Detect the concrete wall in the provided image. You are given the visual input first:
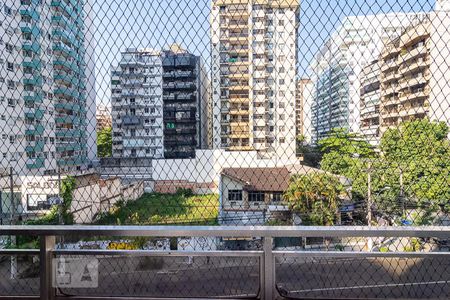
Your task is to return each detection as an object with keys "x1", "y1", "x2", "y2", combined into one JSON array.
[{"x1": 71, "y1": 178, "x2": 144, "y2": 224}]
